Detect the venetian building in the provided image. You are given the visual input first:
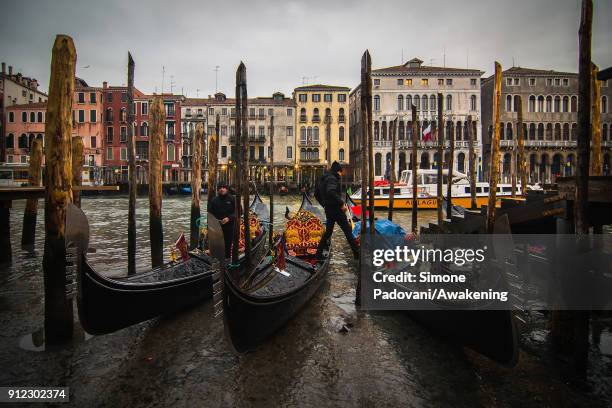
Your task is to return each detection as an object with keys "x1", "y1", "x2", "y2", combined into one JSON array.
[
  {"x1": 72, "y1": 78, "x2": 104, "y2": 185},
  {"x1": 481, "y1": 67, "x2": 611, "y2": 184},
  {"x1": 350, "y1": 58, "x2": 484, "y2": 183},
  {"x1": 186, "y1": 92, "x2": 296, "y2": 185},
  {"x1": 293, "y1": 85, "x2": 350, "y2": 186},
  {"x1": 181, "y1": 100, "x2": 207, "y2": 183}
]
